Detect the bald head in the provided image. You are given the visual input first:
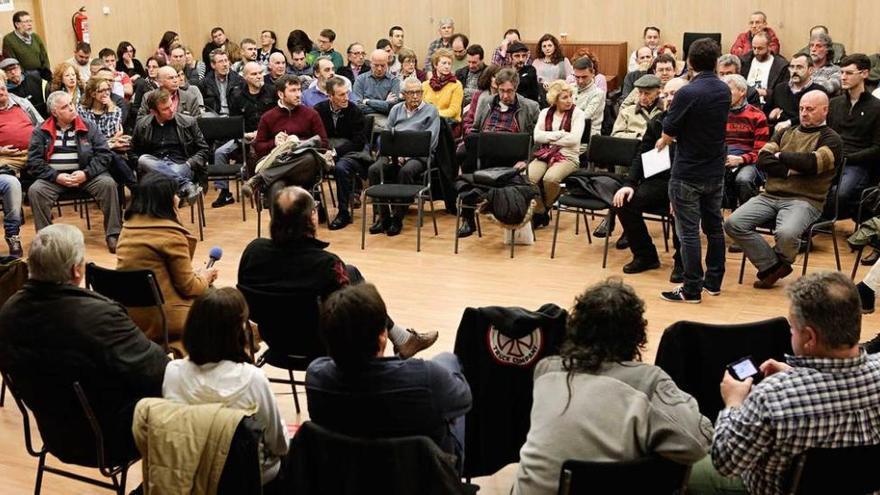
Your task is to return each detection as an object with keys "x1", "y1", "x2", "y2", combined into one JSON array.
[
  {"x1": 661, "y1": 77, "x2": 688, "y2": 106},
  {"x1": 270, "y1": 186, "x2": 317, "y2": 244},
  {"x1": 157, "y1": 66, "x2": 179, "y2": 91},
  {"x1": 370, "y1": 49, "x2": 388, "y2": 78},
  {"x1": 243, "y1": 61, "x2": 264, "y2": 90},
  {"x1": 799, "y1": 90, "x2": 829, "y2": 128}
]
